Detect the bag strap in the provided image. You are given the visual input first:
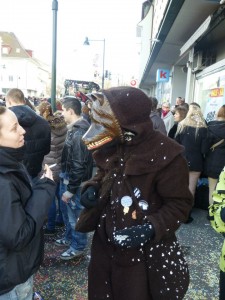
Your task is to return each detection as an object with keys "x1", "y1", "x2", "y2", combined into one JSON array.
[{"x1": 210, "y1": 139, "x2": 225, "y2": 151}]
